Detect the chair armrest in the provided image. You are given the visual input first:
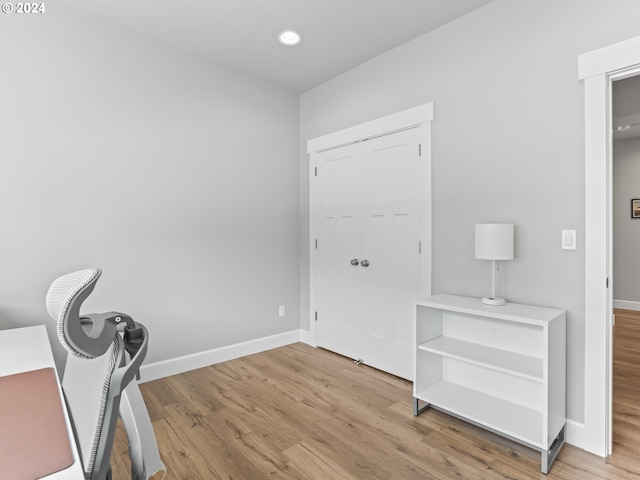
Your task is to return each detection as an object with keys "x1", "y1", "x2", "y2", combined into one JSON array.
[{"x1": 108, "y1": 322, "x2": 149, "y2": 398}]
